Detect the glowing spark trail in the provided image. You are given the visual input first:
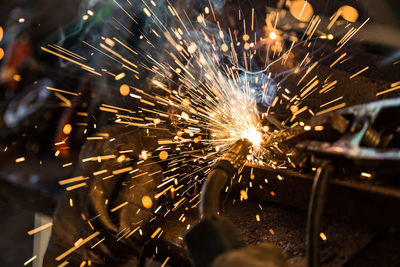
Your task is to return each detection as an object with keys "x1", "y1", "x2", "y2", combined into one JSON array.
[{"x1": 35, "y1": 0, "x2": 396, "y2": 263}]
